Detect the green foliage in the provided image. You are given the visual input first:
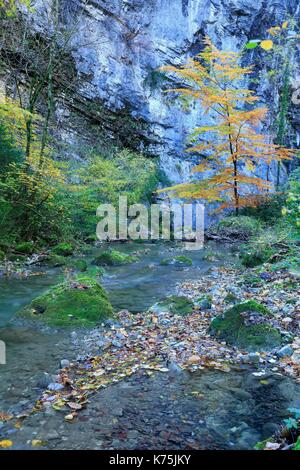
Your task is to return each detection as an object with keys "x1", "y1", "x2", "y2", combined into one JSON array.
[
  {"x1": 214, "y1": 216, "x2": 262, "y2": 240},
  {"x1": 0, "y1": 97, "x2": 72, "y2": 249},
  {"x1": 52, "y1": 242, "x2": 74, "y2": 257},
  {"x1": 293, "y1": 437, "x2": 300, "y2": 450},
  {"x1": 241, "y1": 194, "x2": 285, "y2": 224},
  {"x1": 67, "y1": 149, "x2": 160, "y2": 240},
  {"x1": 241, "y1": 246, "x2": 274, "y2": 268},
  {"x1": 282, "y1": 168, "x2": 300, "y2": 235},
  {"x1": 14, "y1": 241, "x2": 35, "y2": 254}
]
